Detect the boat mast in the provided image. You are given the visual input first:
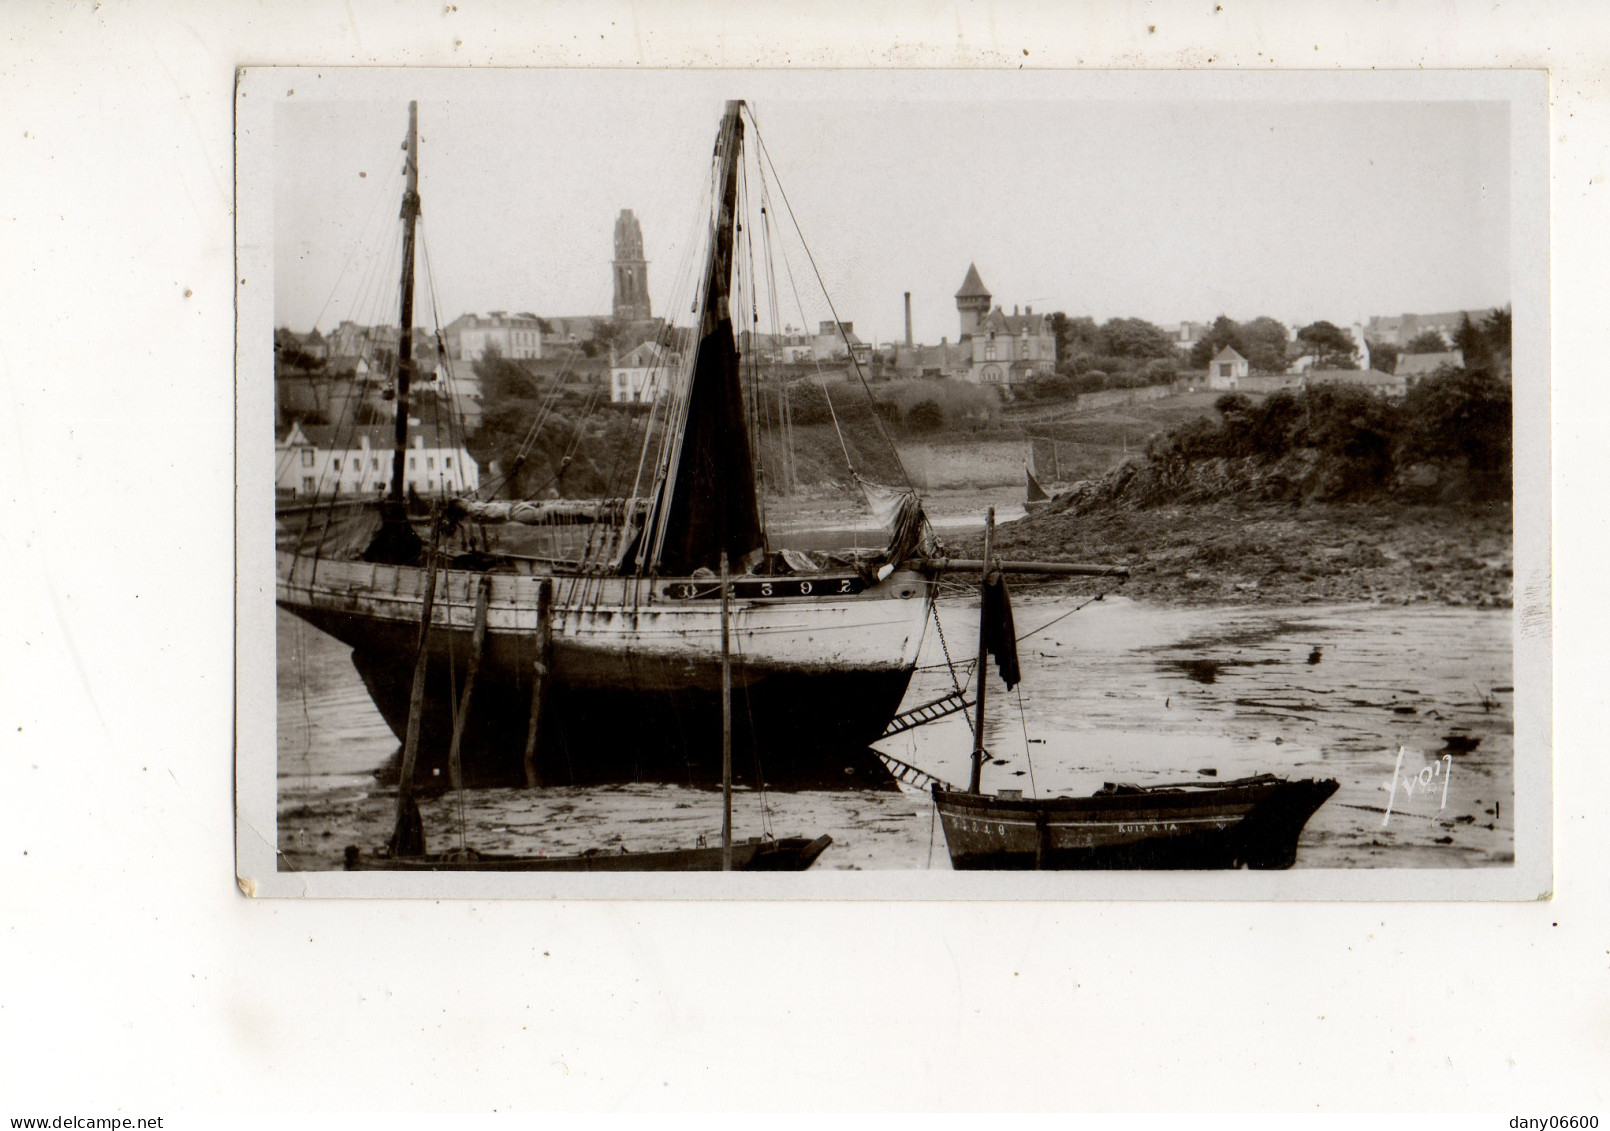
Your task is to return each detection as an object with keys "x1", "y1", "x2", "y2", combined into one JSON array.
[
  {"x1": 389, "y1": 101, "x2": 422, "y2": 505},
  {"x1": 969, "y1": 508, "x2": 995, "y2": 794}
]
